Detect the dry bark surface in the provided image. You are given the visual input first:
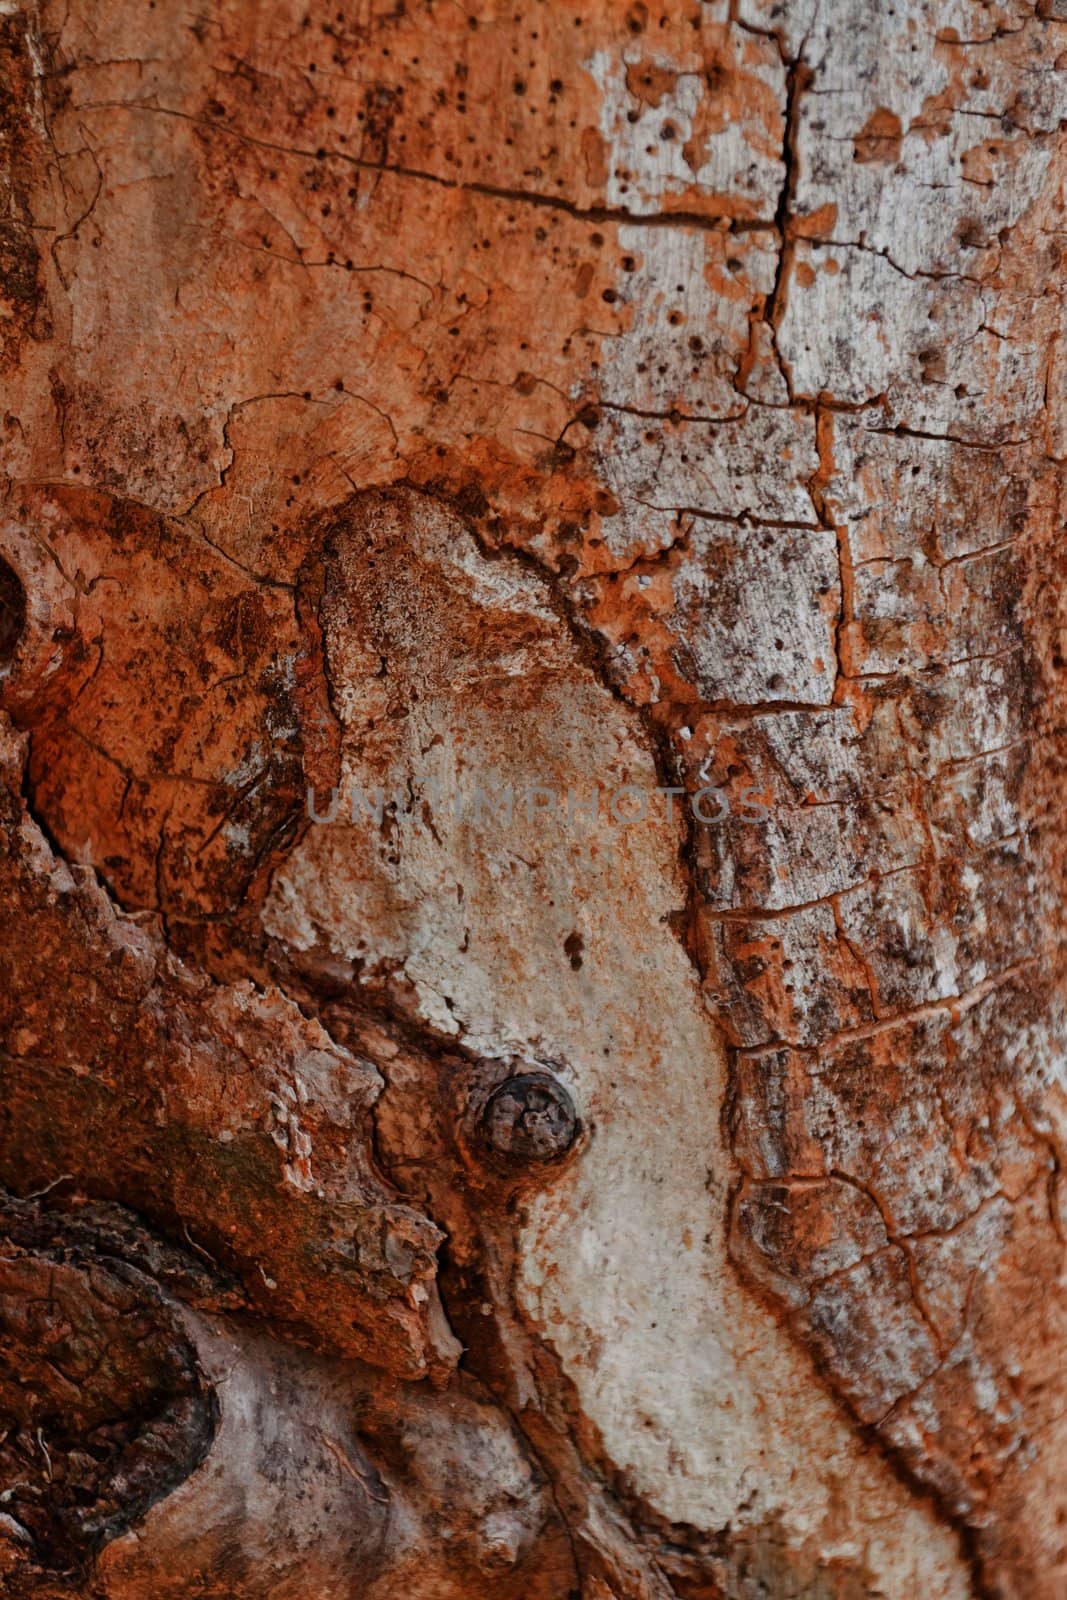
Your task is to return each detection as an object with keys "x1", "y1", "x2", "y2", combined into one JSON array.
[{"x1": 1, "y1": 1, "x2": 1067, "y2": 1597}]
